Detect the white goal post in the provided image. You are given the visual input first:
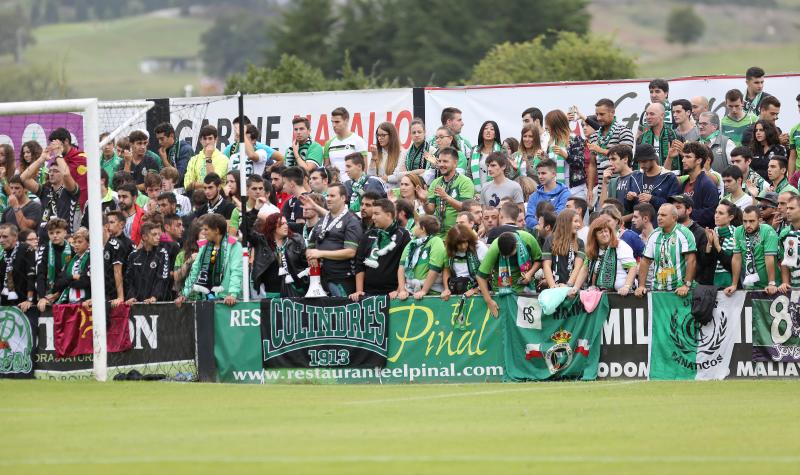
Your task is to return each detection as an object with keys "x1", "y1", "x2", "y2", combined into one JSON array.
[{"x1": 0, "y1": 98, "x2": 153, "y2": 382}]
